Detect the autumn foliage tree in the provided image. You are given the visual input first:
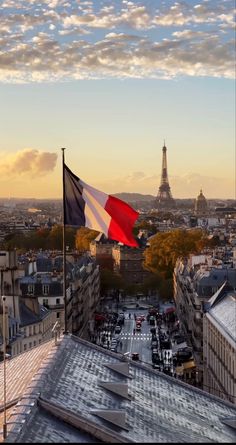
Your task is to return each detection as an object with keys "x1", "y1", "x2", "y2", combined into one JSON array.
[
  {"x1": 2, "y1": 225, "x2": 76, "y2": 251},
  {"x1": 144, "y1": 229, "x2": 210, "y2": 279},
  {"x1": 75, "y1": 227, "x2": 99, "y2": 252}
]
